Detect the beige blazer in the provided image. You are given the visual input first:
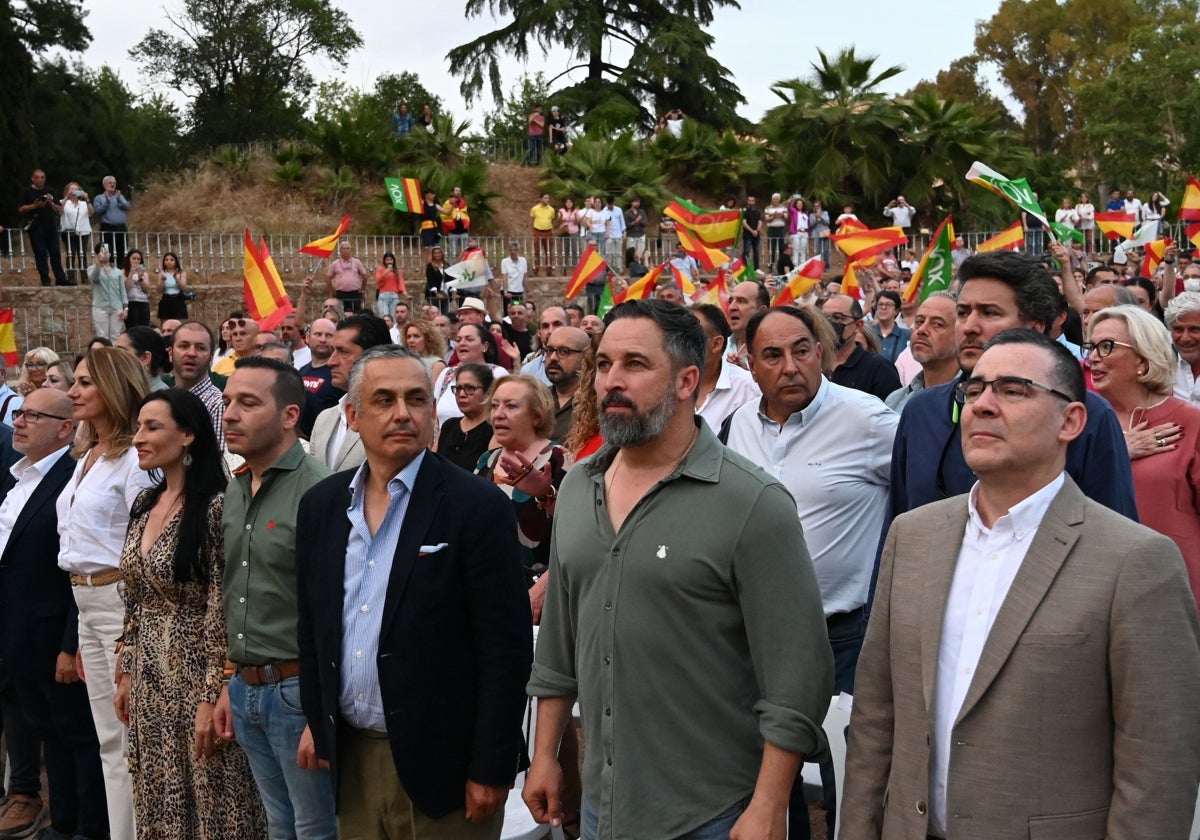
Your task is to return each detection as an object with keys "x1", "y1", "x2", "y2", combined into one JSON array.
[
  {"x1": 842, "y1": 477, "x2": 1200, "y2": 839},
  {"x1": 309, "y1": 403, "x2": 365, "y2": 472}
]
